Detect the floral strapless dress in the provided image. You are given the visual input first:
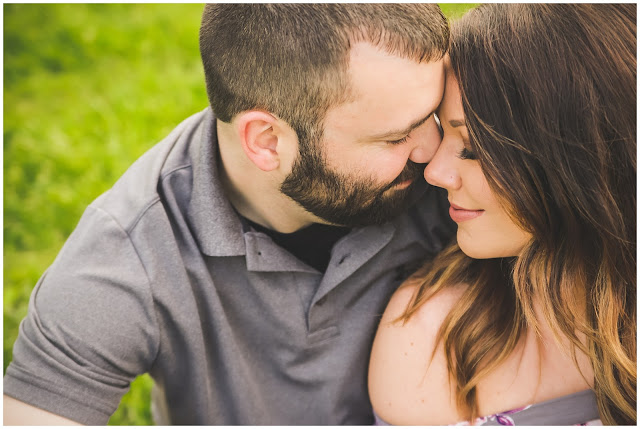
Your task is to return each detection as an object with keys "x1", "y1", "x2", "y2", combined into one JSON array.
[{"x1": 374, "y1": 389, "x2": 602, "y2": 426}]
